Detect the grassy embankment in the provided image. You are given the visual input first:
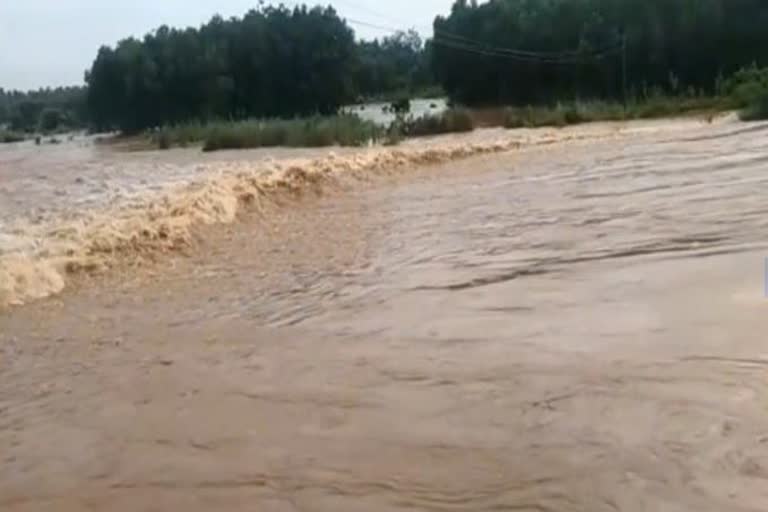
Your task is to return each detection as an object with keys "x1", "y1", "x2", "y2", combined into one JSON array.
[
  {"x1": 154, "y1": 115, "x2": 384, "y2": 152},
  {"x1": 149, "y1": 97, "x2": 728, "y2": 151},
  {"x1": 497, "y1": 96, "x2": 728, "y2": 129},
  {"x1": 150, "y1": 108, "x2": 476, "y2": 151},
  {"x1": 133, "y1": 66, "x2": 768, "y2": 151}
]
